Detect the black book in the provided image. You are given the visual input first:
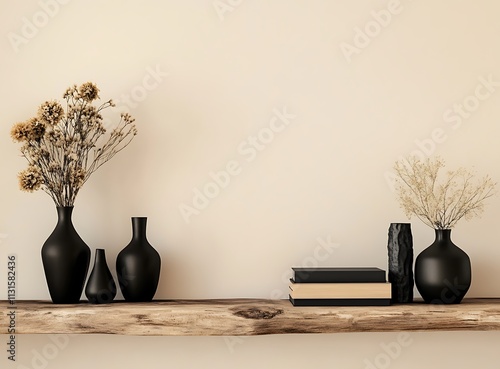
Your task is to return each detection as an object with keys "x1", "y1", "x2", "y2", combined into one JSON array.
[
  {"x1": 291, "y1": 267, "x2": 386, "y2": 283},
  {"x1": 289, "y1": 296, "x2": 391, "y2": 306}
]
